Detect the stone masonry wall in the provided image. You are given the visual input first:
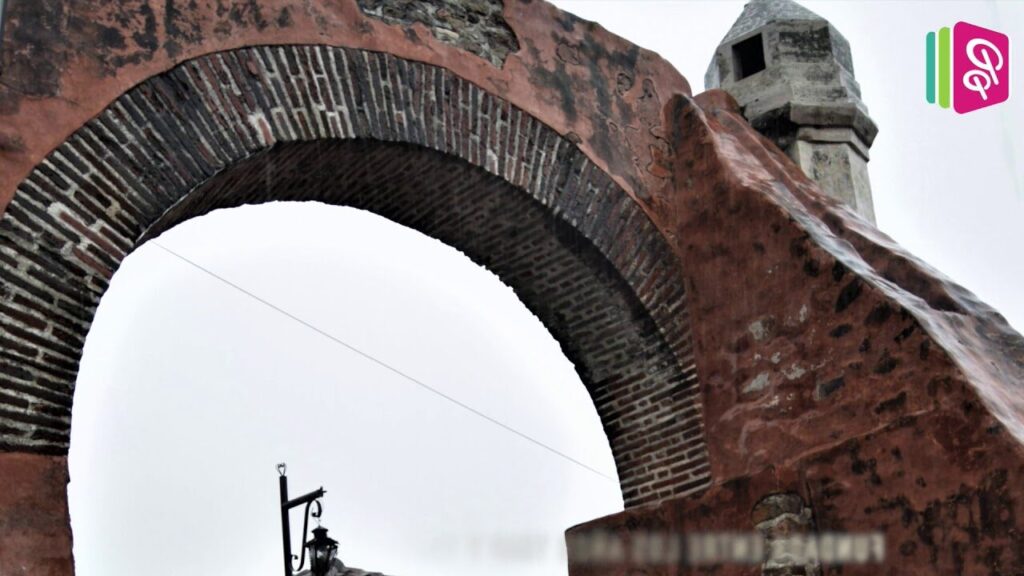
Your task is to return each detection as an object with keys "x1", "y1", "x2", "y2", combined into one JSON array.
[{"x1": 357, "y1": 0, "x2": 520, "y2": 67}]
